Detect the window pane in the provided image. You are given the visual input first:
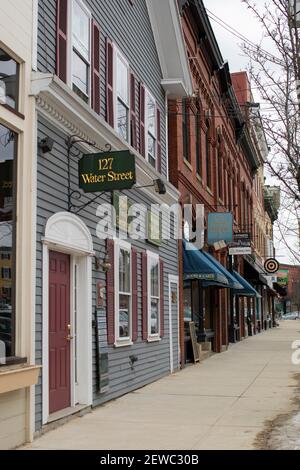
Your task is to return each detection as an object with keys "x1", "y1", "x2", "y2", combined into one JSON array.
[
  {"x1": 150, "y1": 298, "x2": 159, "y2": 335},
  {"x1": 116, "y1": 55, "x2": 128, "y2": 104},
  {"x1": 119, "y1": 249, "x2": 130, "y2": 293},
  {"x1": 119, "y1": 294, "x2": 130, "y2": 338},
  {"x1": 0, "y1": 48, "x2": 18, "y2": 110},
  {"x1": 148, "y1": 134, "x2": 156, "y2": 168},
  {"x1": 73, "y1": 1, "x2": 90, "y2": 59},
  {"x1": 117, "y1": 100, "x2": 129, "y2": 141},
  {"x1": 0, "y1": 123, "x2": 16, "y2": 361},
  {"x1": 150, "y1": 259, "x2": 159, "y2": 297},
  {"x1": 147, "y1": 95, "x2": 156, "y2": 135},
  {"x1": 72, "y1": 50, "x2": 89, "y2": 98}
]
